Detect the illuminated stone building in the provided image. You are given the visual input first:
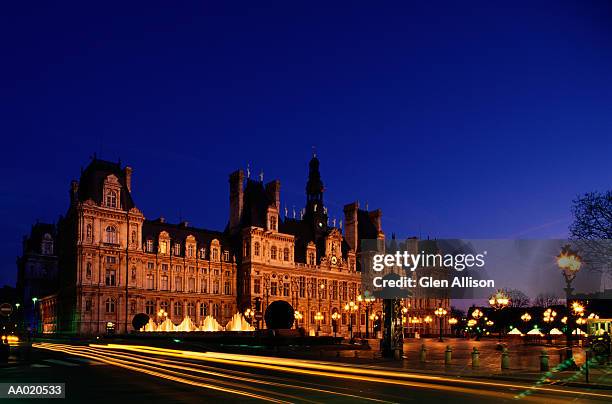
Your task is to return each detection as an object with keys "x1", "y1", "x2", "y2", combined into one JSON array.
[{"x1": 37, "y1": 154, "x2": 449, "y2": 337}]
